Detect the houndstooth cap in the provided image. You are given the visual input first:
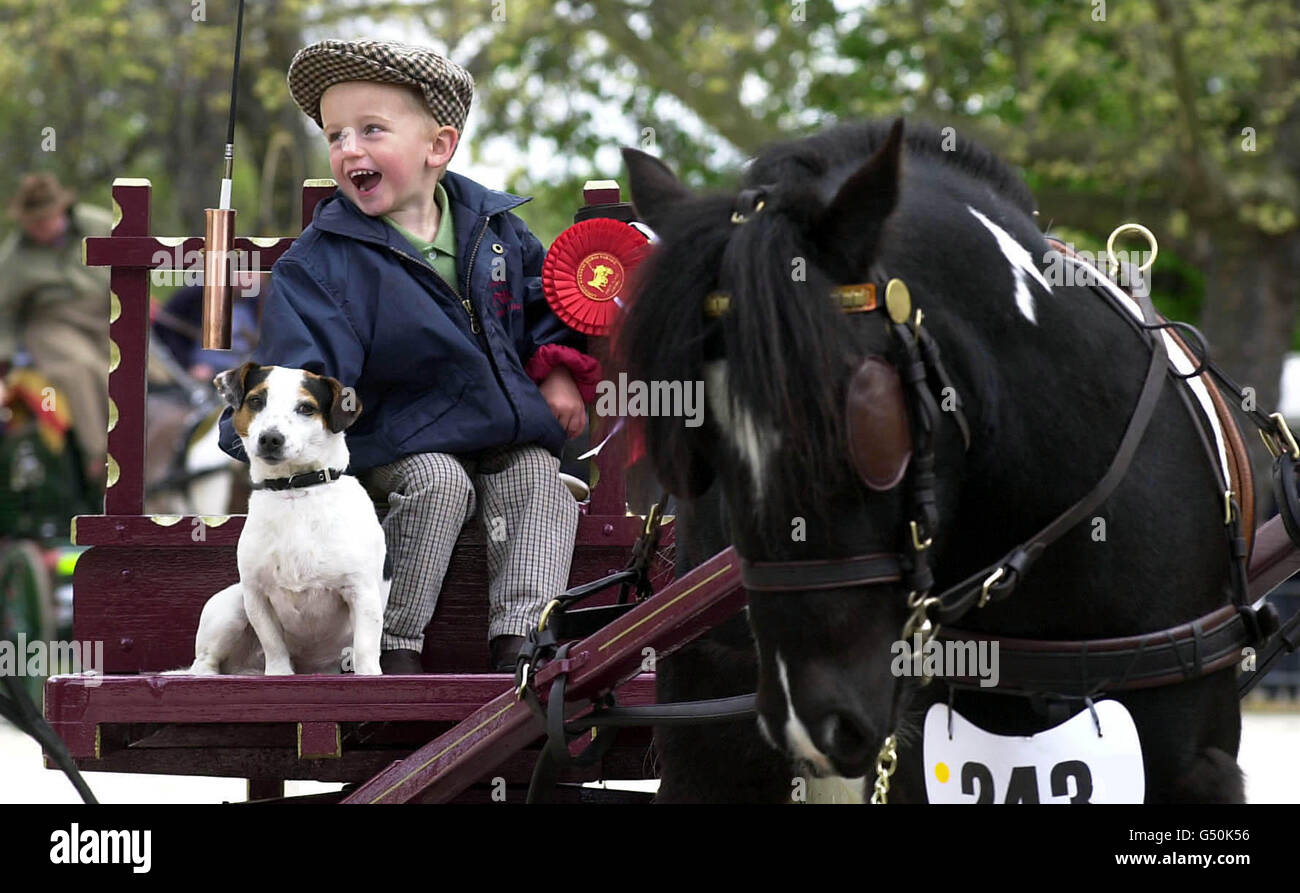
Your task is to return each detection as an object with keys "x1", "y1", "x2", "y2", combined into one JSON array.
[{"x1": 287, "y1": 39, "x2": 474, "y2": 133}]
